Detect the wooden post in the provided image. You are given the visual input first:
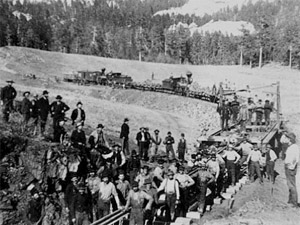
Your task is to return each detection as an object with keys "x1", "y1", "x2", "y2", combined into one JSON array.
[
  {"x1": 276, "y1": 81, "x2": 281, "y2": 123},
  {"x1": 289, "y1": 45, "x2": 292, "y2": 68},
  {"x1": 259, "y1": 46, "x2": 263, "y2": 68},
  {"x1": 240, "y1": 47, "x2": 243, "y2": 66}
]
